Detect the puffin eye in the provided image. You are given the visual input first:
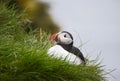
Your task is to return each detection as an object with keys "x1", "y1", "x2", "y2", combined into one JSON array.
[{"x1": 64, "y1": 34, "x2": 66, "y2": 37}]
